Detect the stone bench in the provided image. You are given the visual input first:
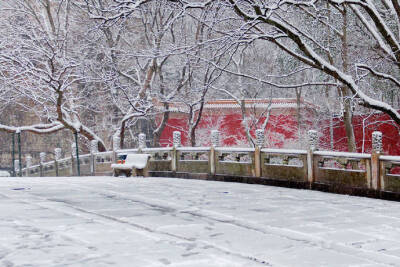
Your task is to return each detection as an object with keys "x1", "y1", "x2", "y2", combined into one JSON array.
[{"x1": 111, "y1": 154, "x2": 151, "y2": 177}]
